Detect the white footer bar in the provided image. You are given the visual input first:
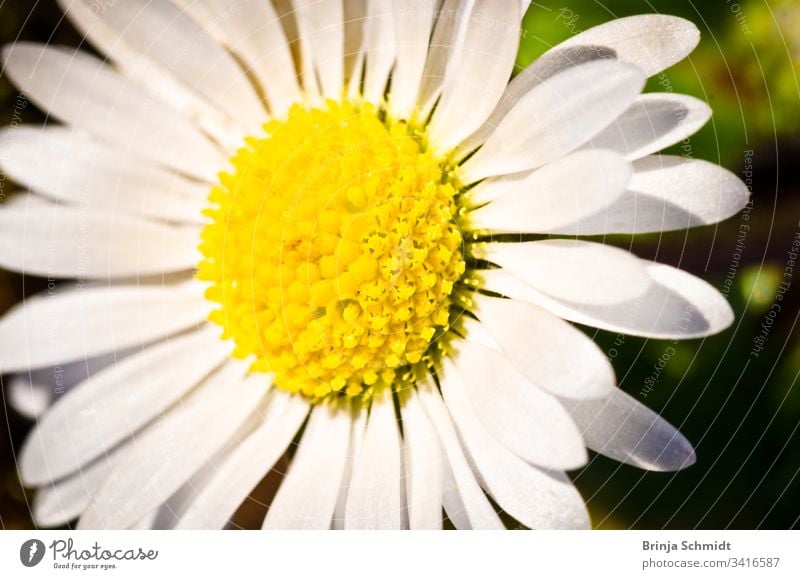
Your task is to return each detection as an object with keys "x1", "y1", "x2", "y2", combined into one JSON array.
[{"x1": 1, "y1": 531, "x2": 798, "y2": 578}]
